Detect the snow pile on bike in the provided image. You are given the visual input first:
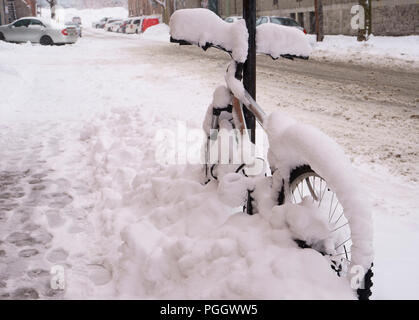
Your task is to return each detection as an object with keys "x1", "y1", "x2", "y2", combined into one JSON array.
[
  {"x1": 170, "y1": 8, "x2": 249, "y2": 63},
  {"x1": 80, "y1": 107, "x2": 356, "y2": 299},
  {"x1": 265, "y1": 111, "x2": 374, "y2": 271}
]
